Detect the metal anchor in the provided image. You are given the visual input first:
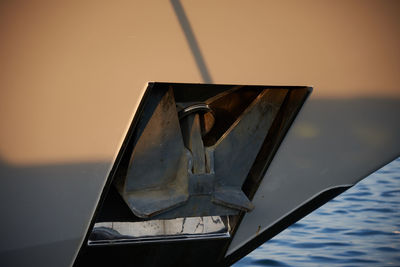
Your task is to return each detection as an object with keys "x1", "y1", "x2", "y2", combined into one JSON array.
[{"x1": 114, "y1": 87, "x2": 287, "y2": 219}]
